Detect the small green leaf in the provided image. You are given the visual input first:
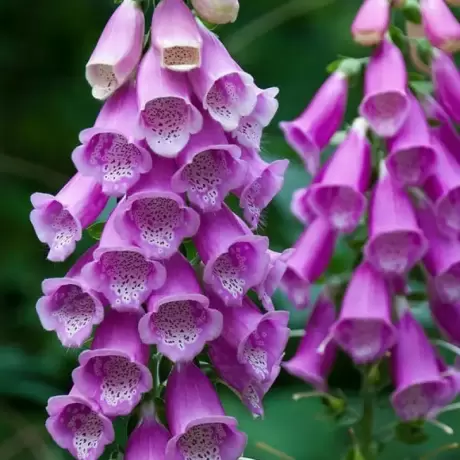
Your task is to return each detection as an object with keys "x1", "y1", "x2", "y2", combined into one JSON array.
[
  {"x1": 415, "y1": 38, "x2": 433, "y2": 66},
  {"x1": 410, "y1": 80, "x2": 434, "y2": 96},
  {"x1": 402, "y1": 0, "x2": 422, "y2": 24},
  {"x1": 389, "y1": 25, "x2": 407, "y2": 53},
  {"x1": 326, "y1": 59, "x2": 344, "y2": 74},
  {"x1": 395, "y1": 420, "x2": 429, "y2": 445},
  {"x1": 408, "y1": 71, "x2": 428, "y2": 82},
  {"x1": 87, "y1": 222, "x2": 105, "y2": 240}
]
